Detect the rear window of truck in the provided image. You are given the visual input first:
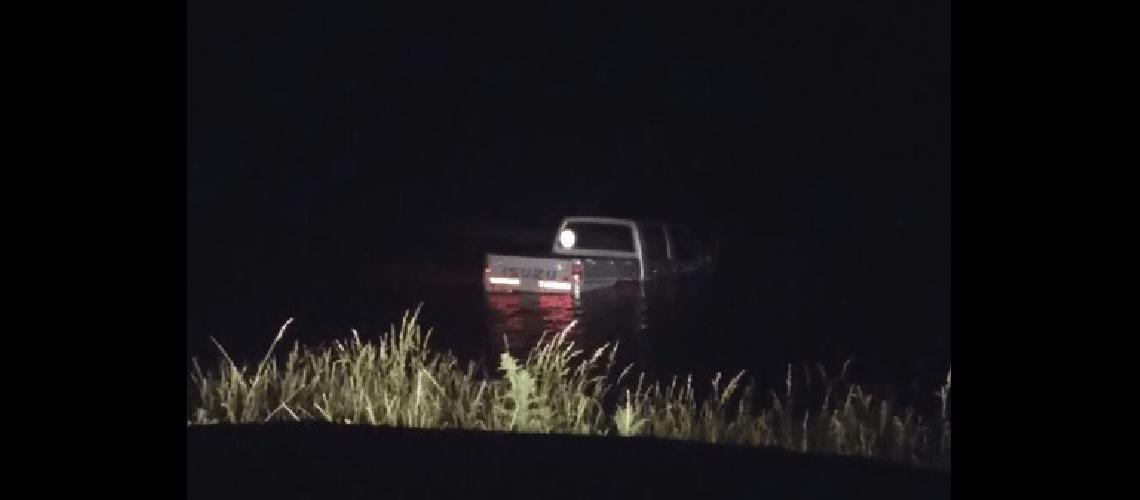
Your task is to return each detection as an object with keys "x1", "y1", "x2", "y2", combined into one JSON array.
[{"x1": 562, "y1": 222, "x2": 635, "y2": 252}]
